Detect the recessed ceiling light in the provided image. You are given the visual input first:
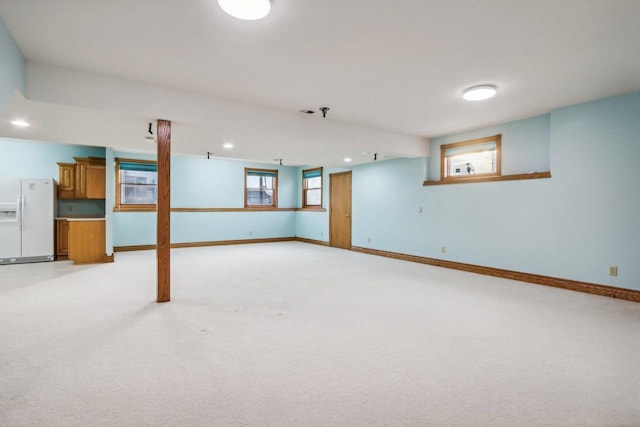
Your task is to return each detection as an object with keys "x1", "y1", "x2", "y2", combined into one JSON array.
[
  {"x1": 11, "y1": 119, "x2": 30, "y2": 128},
  {"x1": 223, "y1": 142, "x2": 234, "y2": 149},
  {"x1": 218, "y1": 0, "x2": 271, "y2": 20},
  {"x1": 463, "y1": 85, "x2": 497, "y2": 101},
  {"x1": 344, "y1": 157, "x2": 352, "y2": 163}
]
